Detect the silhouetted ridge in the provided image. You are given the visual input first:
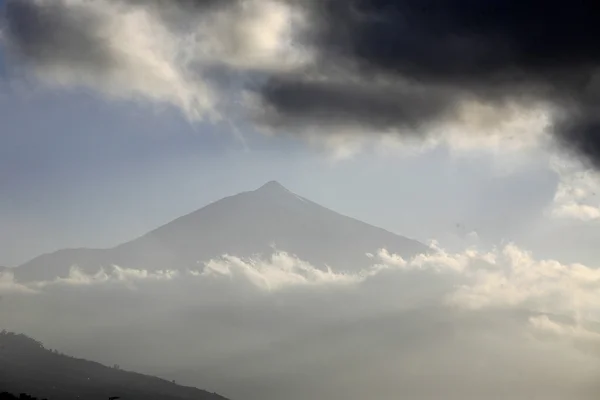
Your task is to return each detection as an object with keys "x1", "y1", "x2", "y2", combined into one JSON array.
[
  {"x1": 0, "y1": 392, "x2": 46, "y2": 400},
  {"x1": 0, "y1": 331, "x2": 229, "y2": 400}
]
